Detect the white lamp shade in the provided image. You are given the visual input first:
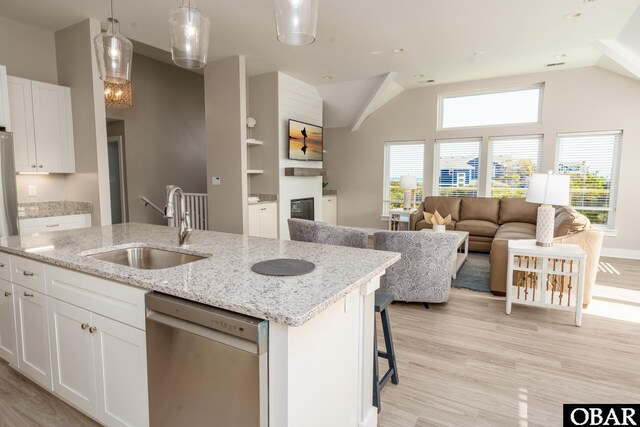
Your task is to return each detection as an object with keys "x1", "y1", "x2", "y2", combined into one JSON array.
[
  {"x1": 400, "y1": 175, "x2": 417, "y2": 190},
  {"x1": 526, "y1": 173, "x2": 570, "y2": 206}
]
